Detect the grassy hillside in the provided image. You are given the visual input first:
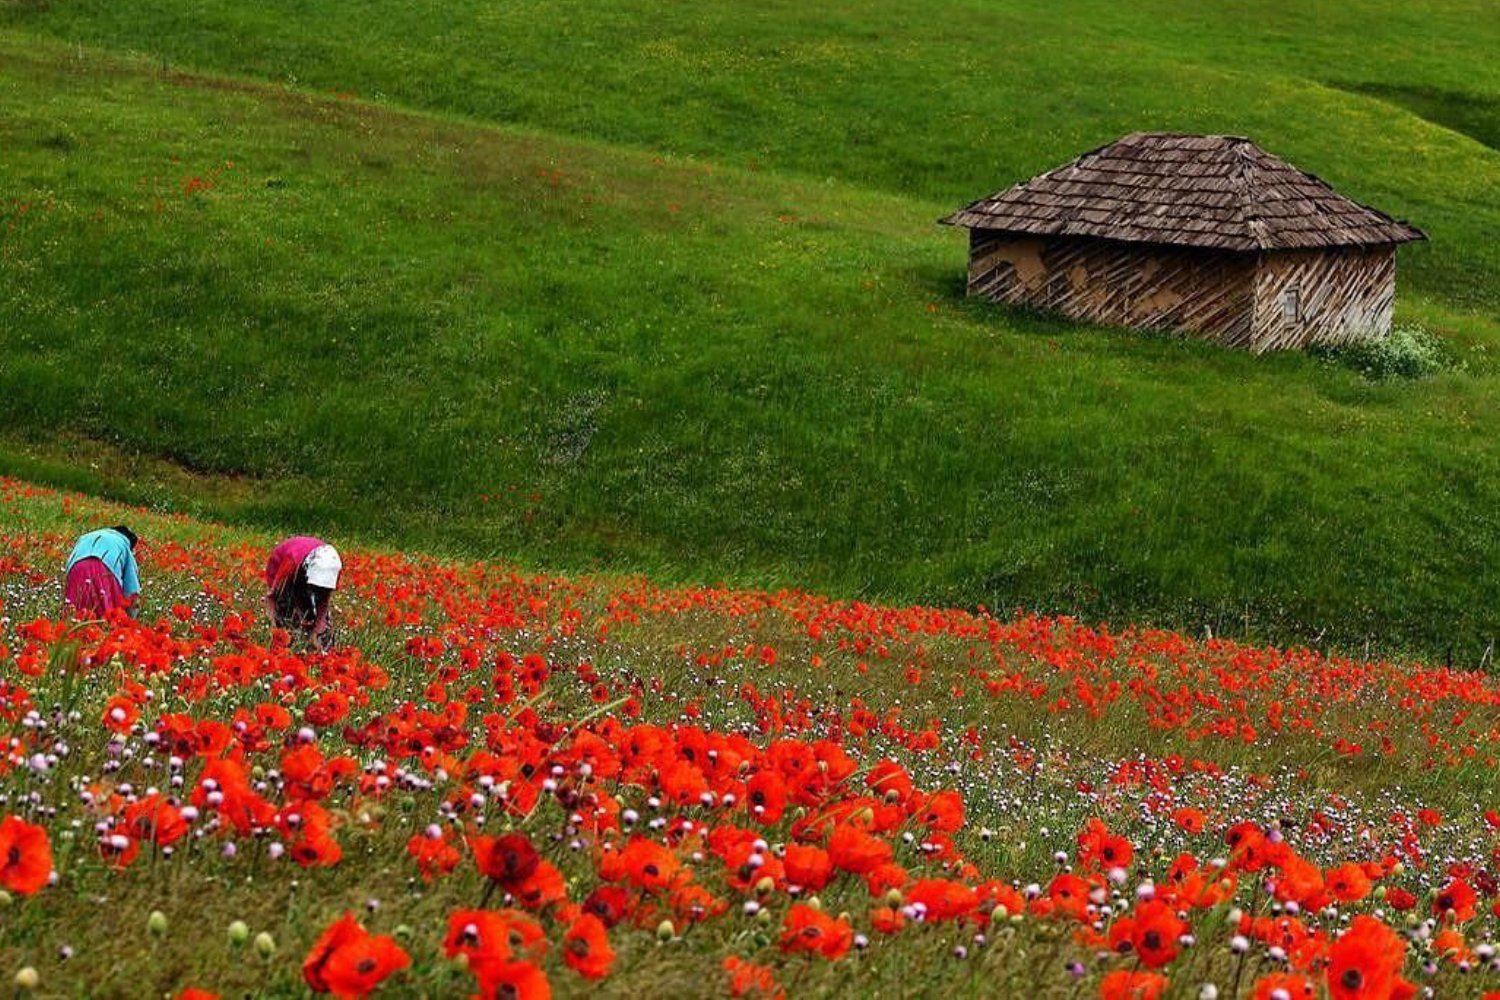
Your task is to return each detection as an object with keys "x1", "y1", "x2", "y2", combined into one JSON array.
[
  {"x1": 0, "y1": 2, "x2": 1499, "y2": 659},
  {"x1": 4, "y1": 0, "x2": 1498, "y2": 312}
]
